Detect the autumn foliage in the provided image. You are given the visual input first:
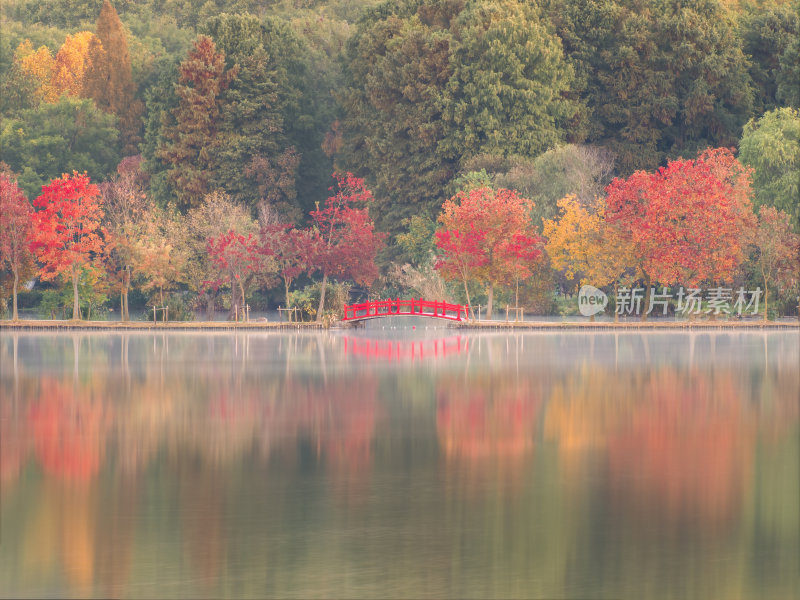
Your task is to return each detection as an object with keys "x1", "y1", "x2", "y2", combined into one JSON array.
[
  {"x1": 309, "y1": 173, "x2": 385, "y2": 321},
  {"x1": 30, "y1": 172, "x2": 105, "y2": 319},
  {"x1": 206, "y1": 229, "x2": 262, "y2": 315},
  {"x1": 261, "y1": 224, "x2": 315, "y2": 311},
  {"x1": 0, "y1": 174, "x2": 34, "y2": 319},
  {"x1": 605, "y1": 148, "x2": 755, "y2": 287},
  {"x1": 436, "y1": 186, "x2": 542, "y2": 318}
]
